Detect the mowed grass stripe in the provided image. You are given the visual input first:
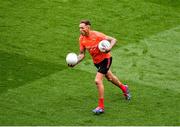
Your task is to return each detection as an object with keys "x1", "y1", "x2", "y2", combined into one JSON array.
[
  {"x1": 0, "y1": 50, "x2": 66, "y2": 95},
  {"x1": 0, "y1": 69, "x2": 96, "y2": 125},
  {"x1": 112, "y1": 25, "x2": 180, "y2": 92}
]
